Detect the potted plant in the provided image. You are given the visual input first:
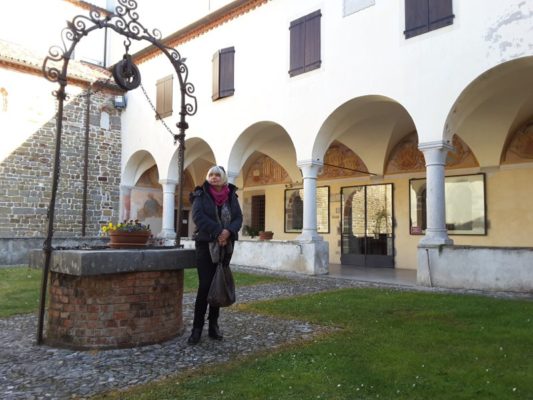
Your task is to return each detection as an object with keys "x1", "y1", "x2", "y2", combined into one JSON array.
[
  {"x1": 258, "y1": 230, "x2": 274, "y2": 240},
  {"x1": 242, "y1": 224, "x2": 260, "y2": 238},
  {"x1": 101, "y1": 220, "x2": 151, "y2": 248}
]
